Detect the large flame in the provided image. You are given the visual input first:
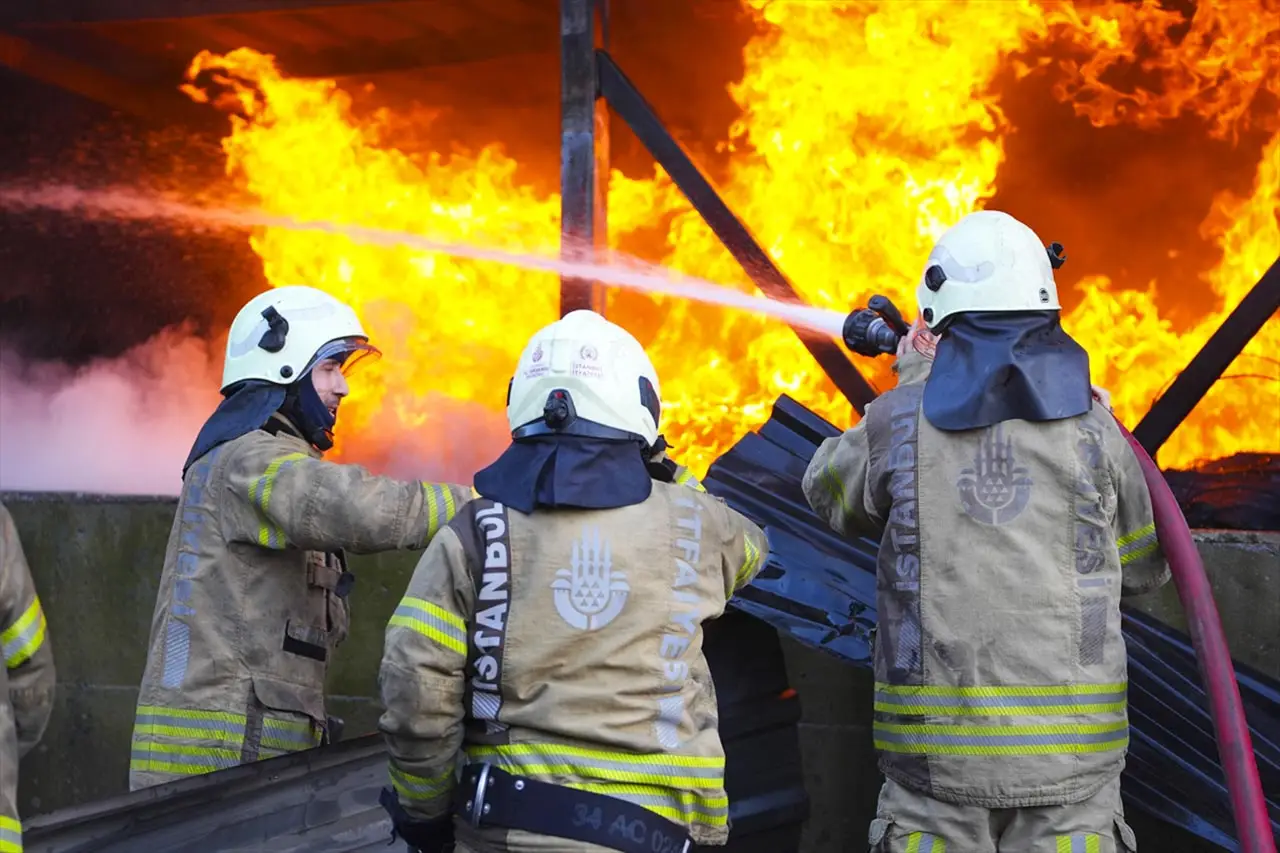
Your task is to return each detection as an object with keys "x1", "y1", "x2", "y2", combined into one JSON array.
[{"x1": 181, "y1": 0, "x2": 1280, "y2": 477}]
